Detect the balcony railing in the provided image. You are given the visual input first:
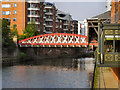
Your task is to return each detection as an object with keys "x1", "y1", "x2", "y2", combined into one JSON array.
[
  {"x1": 45, "y1": 12, "x2": 53, "y2": 15},
  {"x1": 28, "y1": 14, "x2": 40, "y2": 17},
  {"x1": 45, "y1": 6, "x2": 53, "y2": 9},
  {"x1": 43, "y1": 30, "x2": 53, "y2": 34},
  {"x1": 45, "y1": 25, "x2": 53, "y2": 27},
  {"x1": 27, "y1": 21, "x2": 40, "y2": 24},
  {"x1": 45, "y1": 18, "x2": 53, "y2": 21},
  {"x1": 27, "y1": 0, "x2": 40, "y2": 3},
  {"x1": 63, "y1": 23, "x2": 69, "y2": 25},
  {"x1": 63, "y1": 28, "x2": 68, "y2": 31},
  {"x1": 28, "y1": 8, "x2": 40, "y2": 10}
]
